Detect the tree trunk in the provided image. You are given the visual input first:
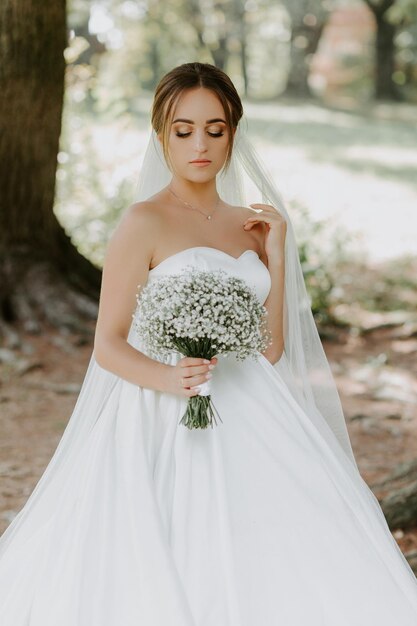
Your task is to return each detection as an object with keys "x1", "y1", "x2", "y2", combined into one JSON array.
[
  {"x1": 364, "y1": 0, "x2": 403, "y2": 101},
  {"x1": 211, "y1": 37, "x2": 229, "y2": 72},
  {"x1": 372, "y1": 459, "x2": 417, "y2": 530},
  {"x1": 234, "y1": 0, "x2": 249, "y2": 97},
  {"x1": 371, "y1": 459, "x2": 417, "y2": 573},
  {"x1": 240, "y1": 38, "x2": 249, "y2": 98},
  {"x1": 375, "y1": 12, "x2": 402, "y2": 100},
  {"x1": 0, "y1": 0, "x2": 101, "y2": 341},
  {"x1": 285, "y1": 23, "x2": 325, "y2": 97}
]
